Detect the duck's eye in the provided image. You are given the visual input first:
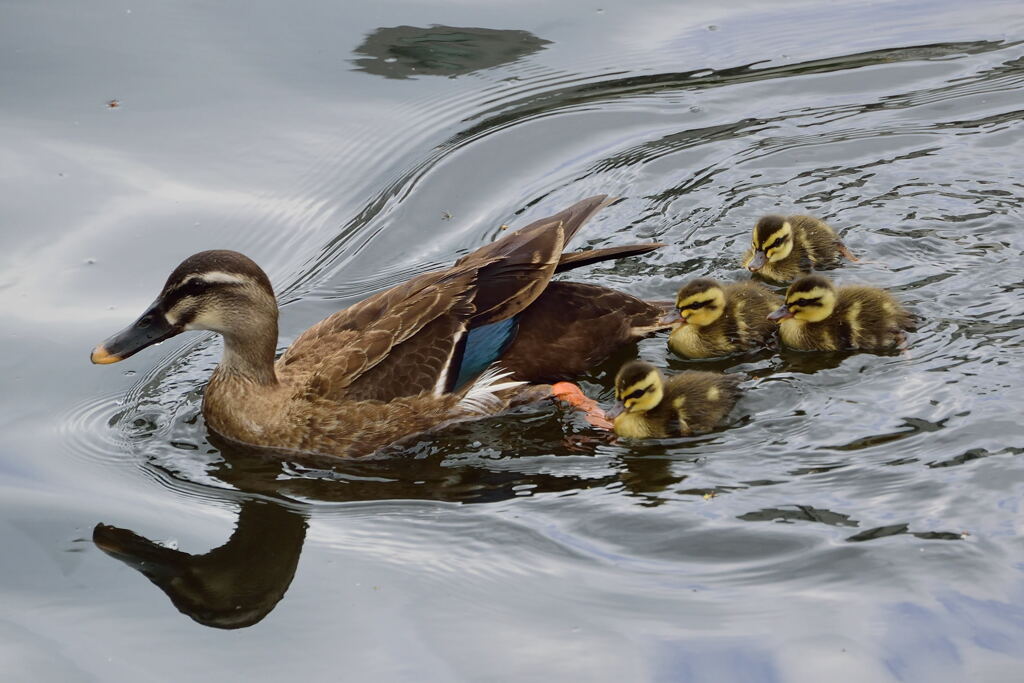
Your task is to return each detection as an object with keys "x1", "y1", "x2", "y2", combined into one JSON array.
[
  {"x1": 789, "y1": 297, "x2": 817, "y2": 308},
  {"x1": 767, "y1": 237, "x2": 787, "y2": 250},
  {"x1": 625, "y1": 388, "x2": 646, "y2": 401}
]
